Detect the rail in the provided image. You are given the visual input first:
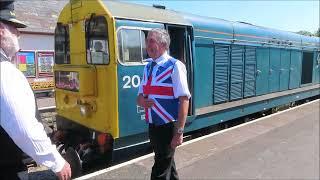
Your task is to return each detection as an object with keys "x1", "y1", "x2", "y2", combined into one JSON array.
[{"x1": 38, "y1": 106, "x2": 56, "y2": 113}]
